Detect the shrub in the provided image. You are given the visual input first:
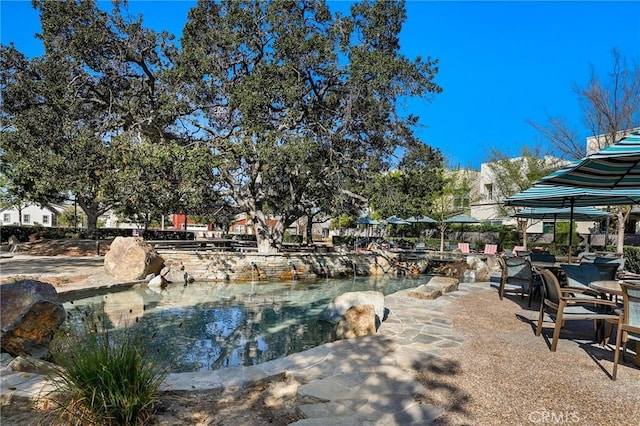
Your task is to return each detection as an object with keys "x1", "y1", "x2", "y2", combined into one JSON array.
[
  {"x1": 48, "y1": 308, "x2": 168, "y2": 425},
  {"x1": 623, "y1": 246, "x2": 640, "y2": 274}
]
